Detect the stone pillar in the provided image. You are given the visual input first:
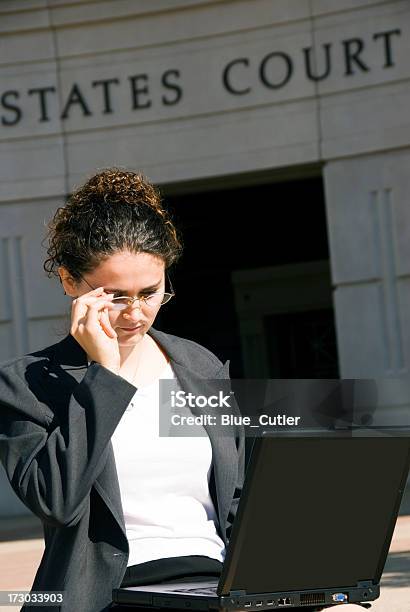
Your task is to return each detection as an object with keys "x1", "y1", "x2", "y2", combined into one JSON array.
[{"x1": 323, "y1": 150, "x2": 410, "y2": 429}]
